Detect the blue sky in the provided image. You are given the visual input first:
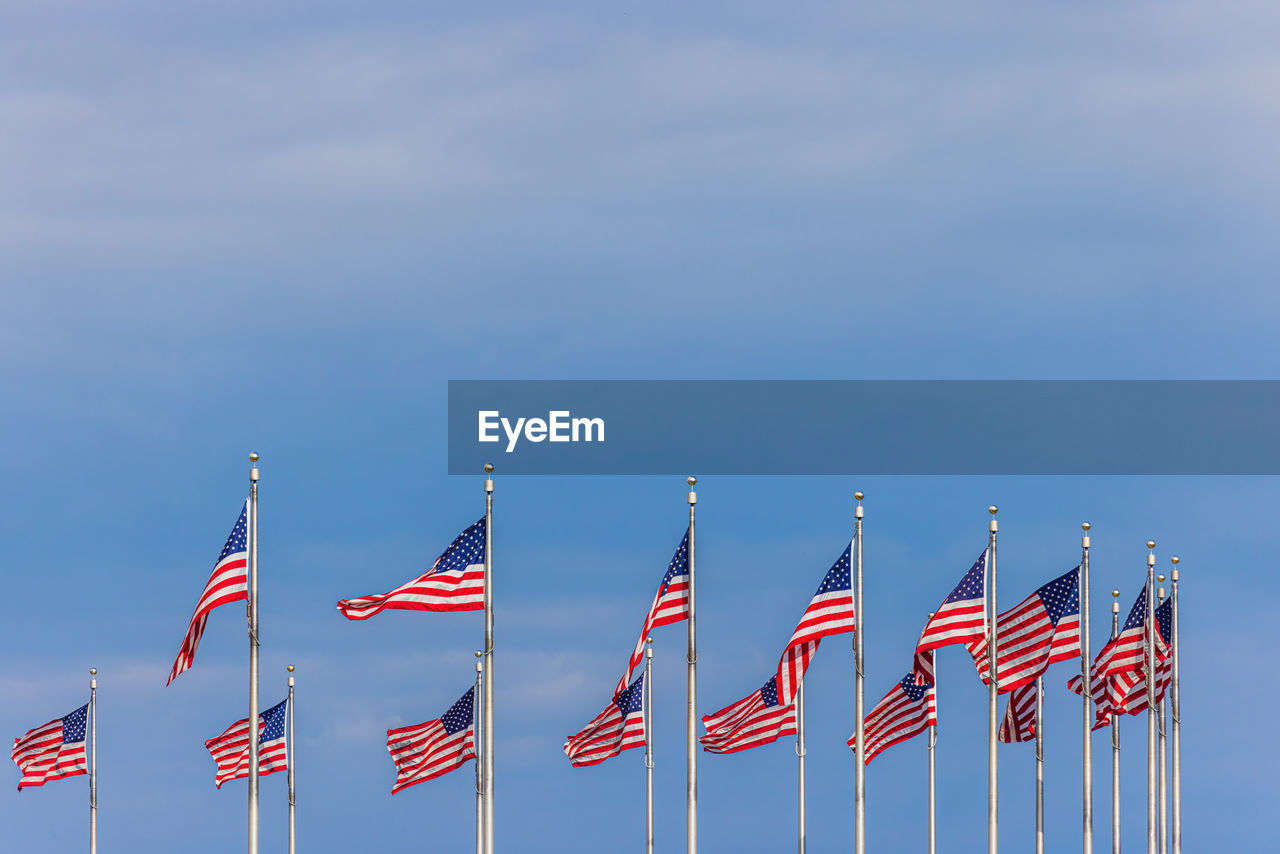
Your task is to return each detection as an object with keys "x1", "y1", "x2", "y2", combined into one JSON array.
[{"x1": 2, "y1": 2, "x2": 1277, "y2": 851}]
